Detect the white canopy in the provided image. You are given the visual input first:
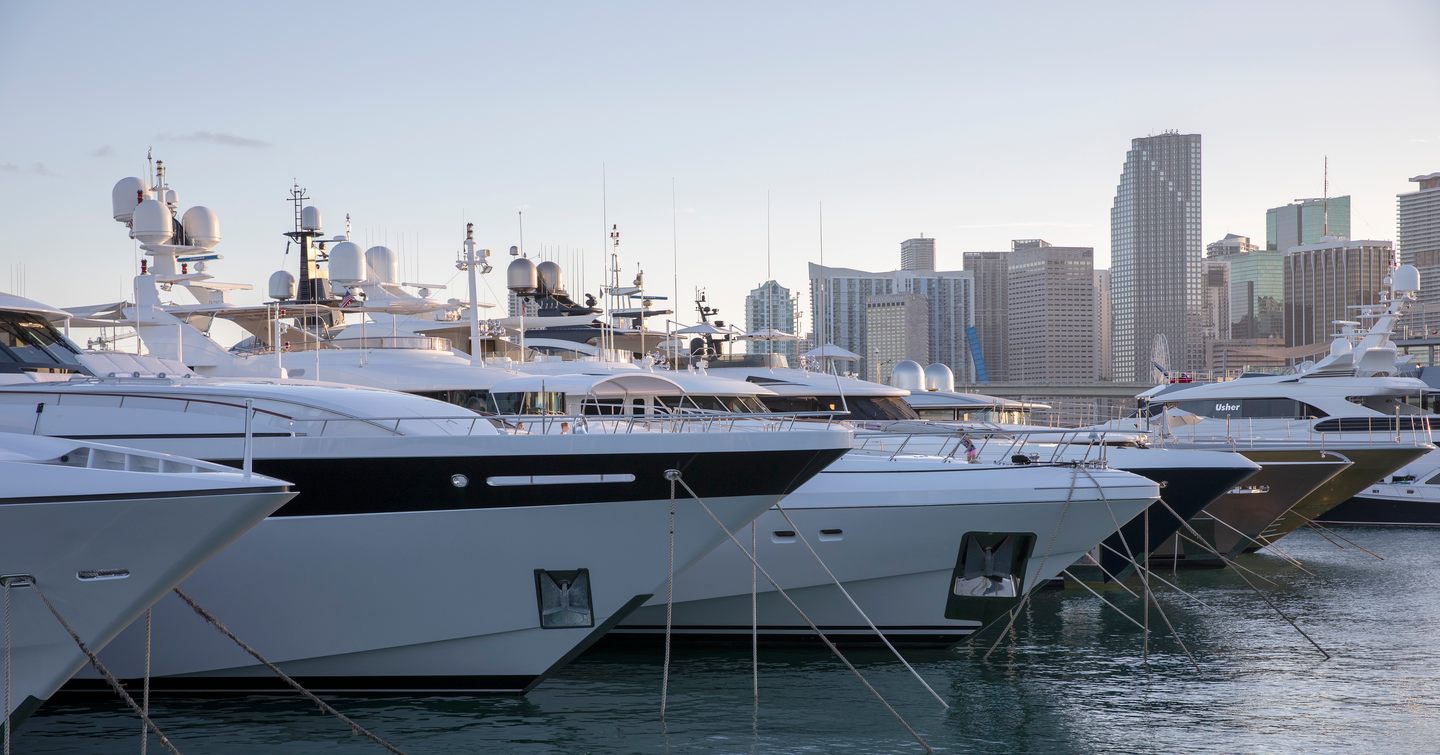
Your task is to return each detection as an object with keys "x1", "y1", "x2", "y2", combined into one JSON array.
[
  {"x1": 673, "y1": 323, "x2": 728, "y2": 336},
  {"x1": 803, "y1": 344, "x2": 860, "y2": 361},
  {"x1": 736, "y1": 328, "x2": 798, "y2": 341}
]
